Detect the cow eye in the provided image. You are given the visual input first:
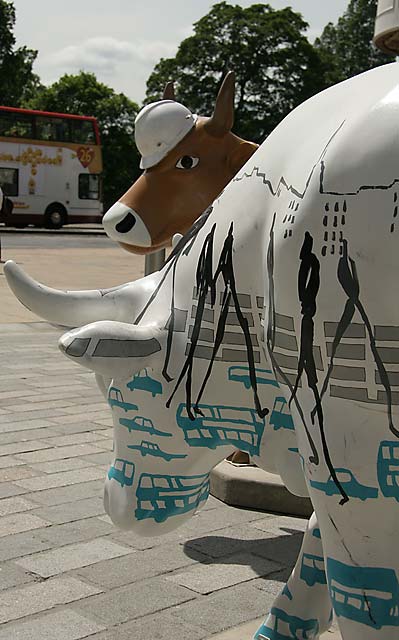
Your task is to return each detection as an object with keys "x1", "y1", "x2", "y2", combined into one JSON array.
[{"x1": 176, "y1": 156, "x2": 199, "y2": 170}]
